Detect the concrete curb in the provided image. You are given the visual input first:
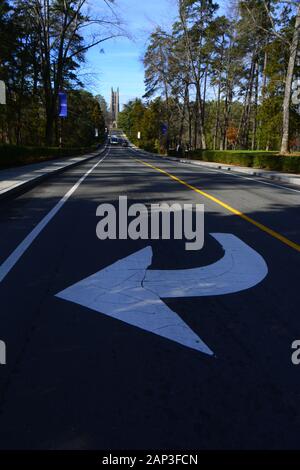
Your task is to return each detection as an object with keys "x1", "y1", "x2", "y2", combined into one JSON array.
[
  {"x1": 0, "y1": 145, "x2": 108, "y2": 202},
  {"x1": 170, "y1": 156, "x2": 300, "y2": 187}
]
